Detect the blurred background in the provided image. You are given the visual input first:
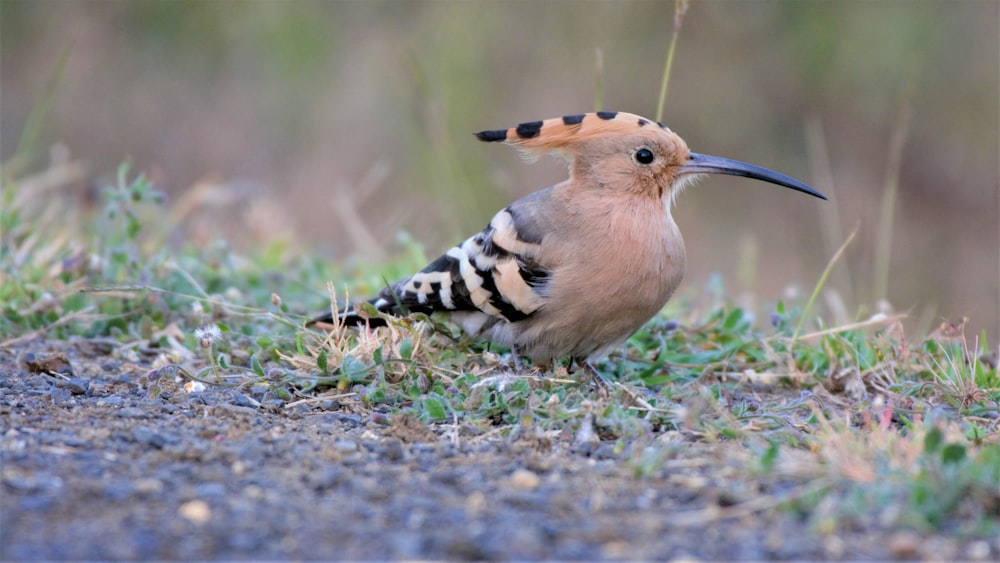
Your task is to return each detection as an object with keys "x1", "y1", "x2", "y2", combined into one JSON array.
[{"x1": 2, "y1": 0, "x2": 998, "y2": 339}]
